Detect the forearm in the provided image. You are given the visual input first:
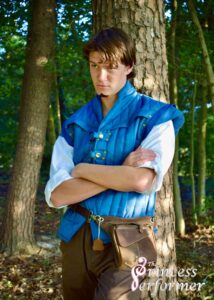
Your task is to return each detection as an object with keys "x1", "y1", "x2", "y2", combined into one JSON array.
[
  {"x1": 51, "y1": 178, "x2": 107, "y2": 208},
  {"x1": 73, "y1": 164, "x2": 155, "y2": 193}
]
